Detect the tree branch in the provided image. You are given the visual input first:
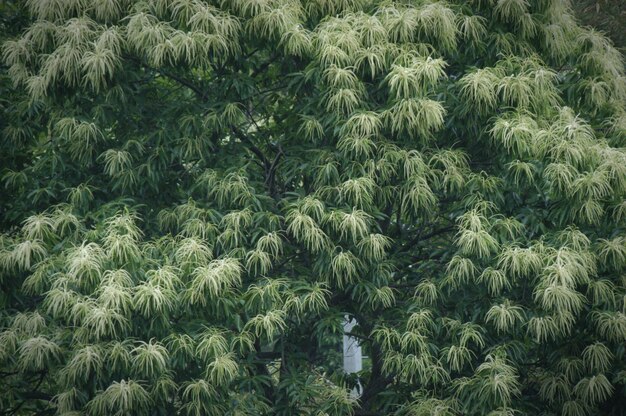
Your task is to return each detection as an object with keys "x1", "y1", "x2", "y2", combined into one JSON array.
[
  {"x1": 344, "y1": 331, "x2": 374, "y2": 343},
  {"x1": 158, "y1": 70, "x2": 207, "y2": 100},
  {"x1": 230, "y1": 125, "x2": 270, "y2": 168},
  {"x1": 392, "y1": 225, "x2": 455, "y2": 256},
  {"x1": 250, "y1": 52, "x2": 280, "y2": 79},
  {"x1": 4, "y1": 371, "x2": 47, "y2": 416}
]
